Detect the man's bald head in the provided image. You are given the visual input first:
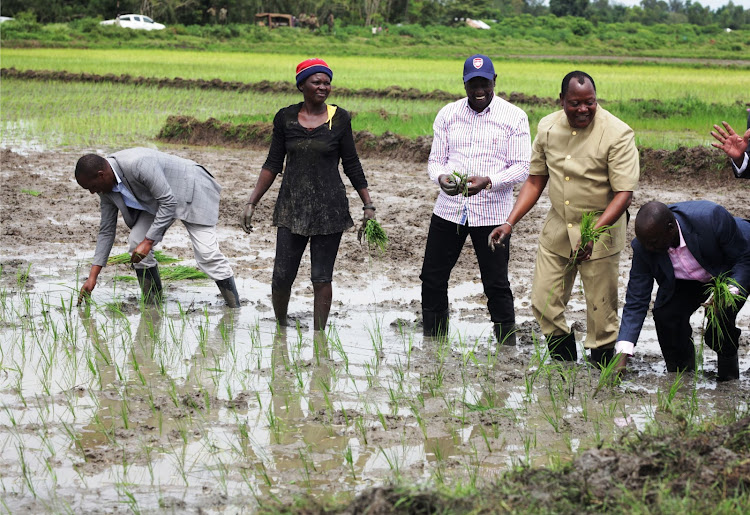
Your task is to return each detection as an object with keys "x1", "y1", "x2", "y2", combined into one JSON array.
[{"x1": 635, "y1": 201, "x2": 679, "y2": 253}]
